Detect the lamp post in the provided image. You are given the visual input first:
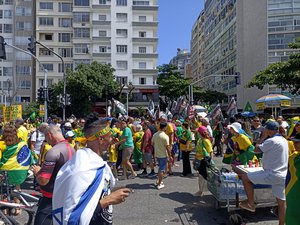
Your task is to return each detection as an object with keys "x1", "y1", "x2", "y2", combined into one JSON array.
[
  {"x1": 7, "y1": 79, "x2": 11, "y2": 105},
  {"x1": 126, "y1": 82, "x2": 134, "y2": 116}
]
